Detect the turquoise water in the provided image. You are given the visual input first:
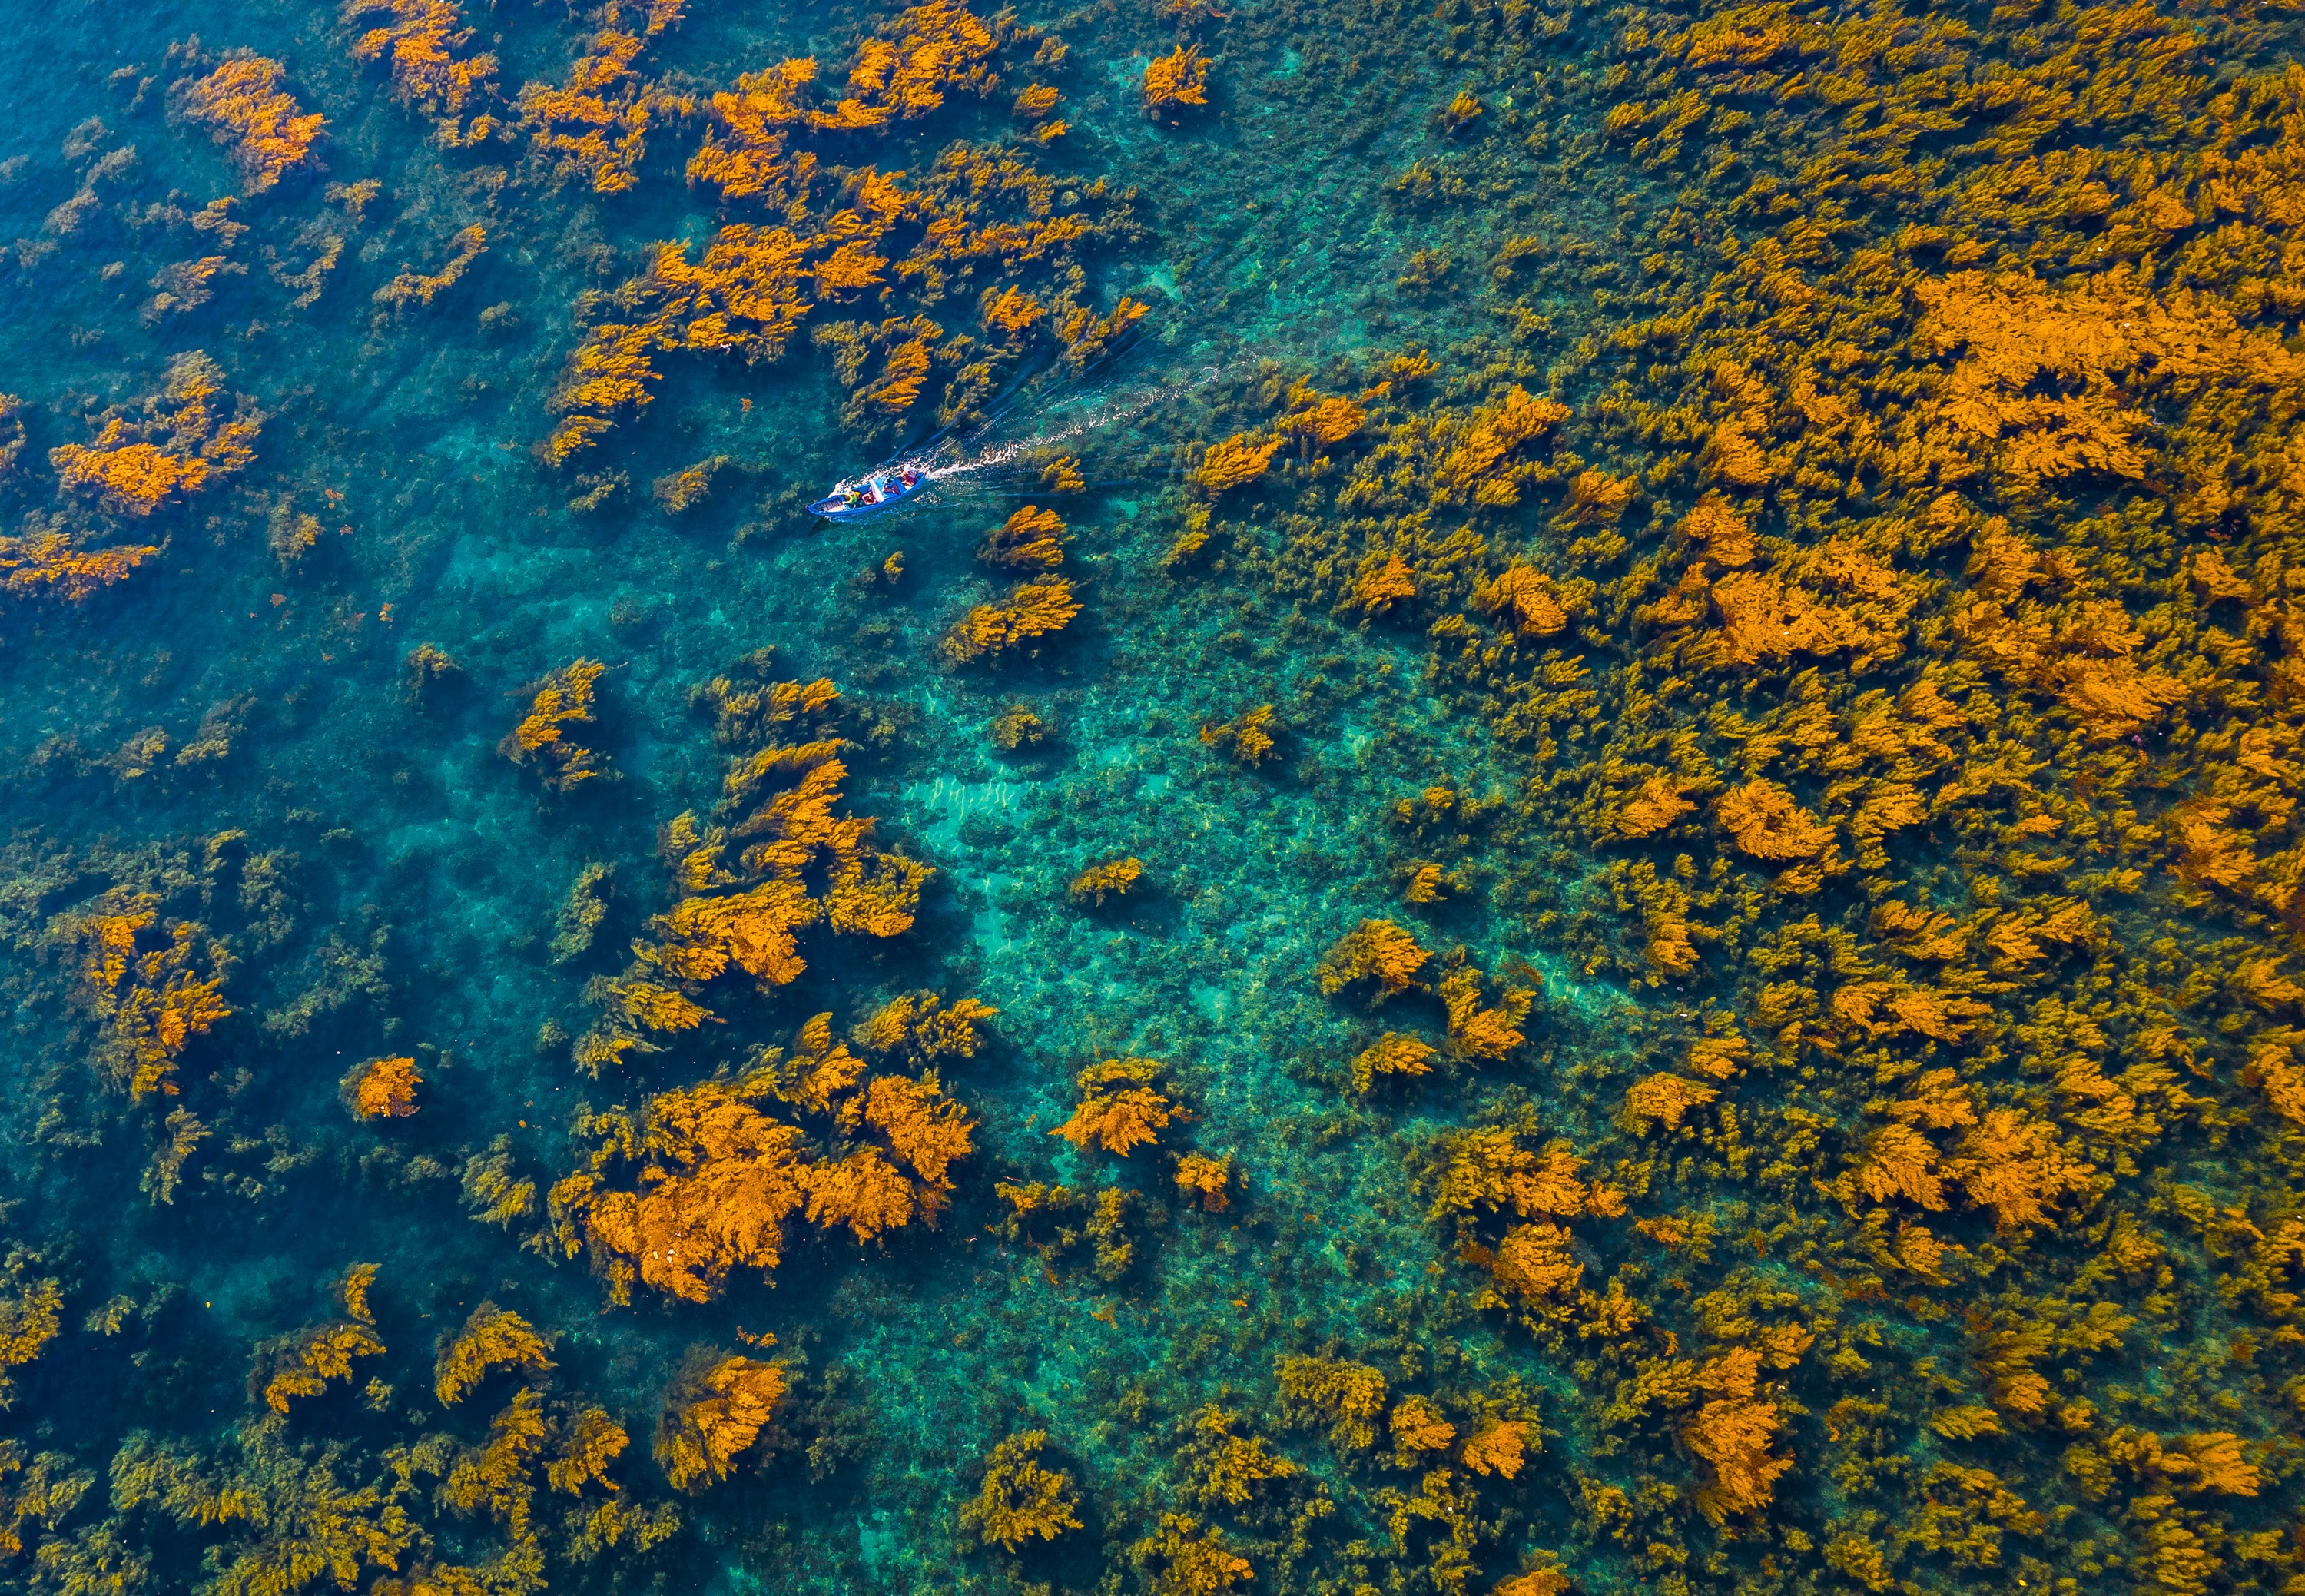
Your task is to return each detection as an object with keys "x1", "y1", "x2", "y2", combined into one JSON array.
[
  {"x1": 1, "y1": 4, "x2": 1561, "y2": 1588},
  {"x1": 8, "y1": 2, "x2": 2305, "y2": 1594}
]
